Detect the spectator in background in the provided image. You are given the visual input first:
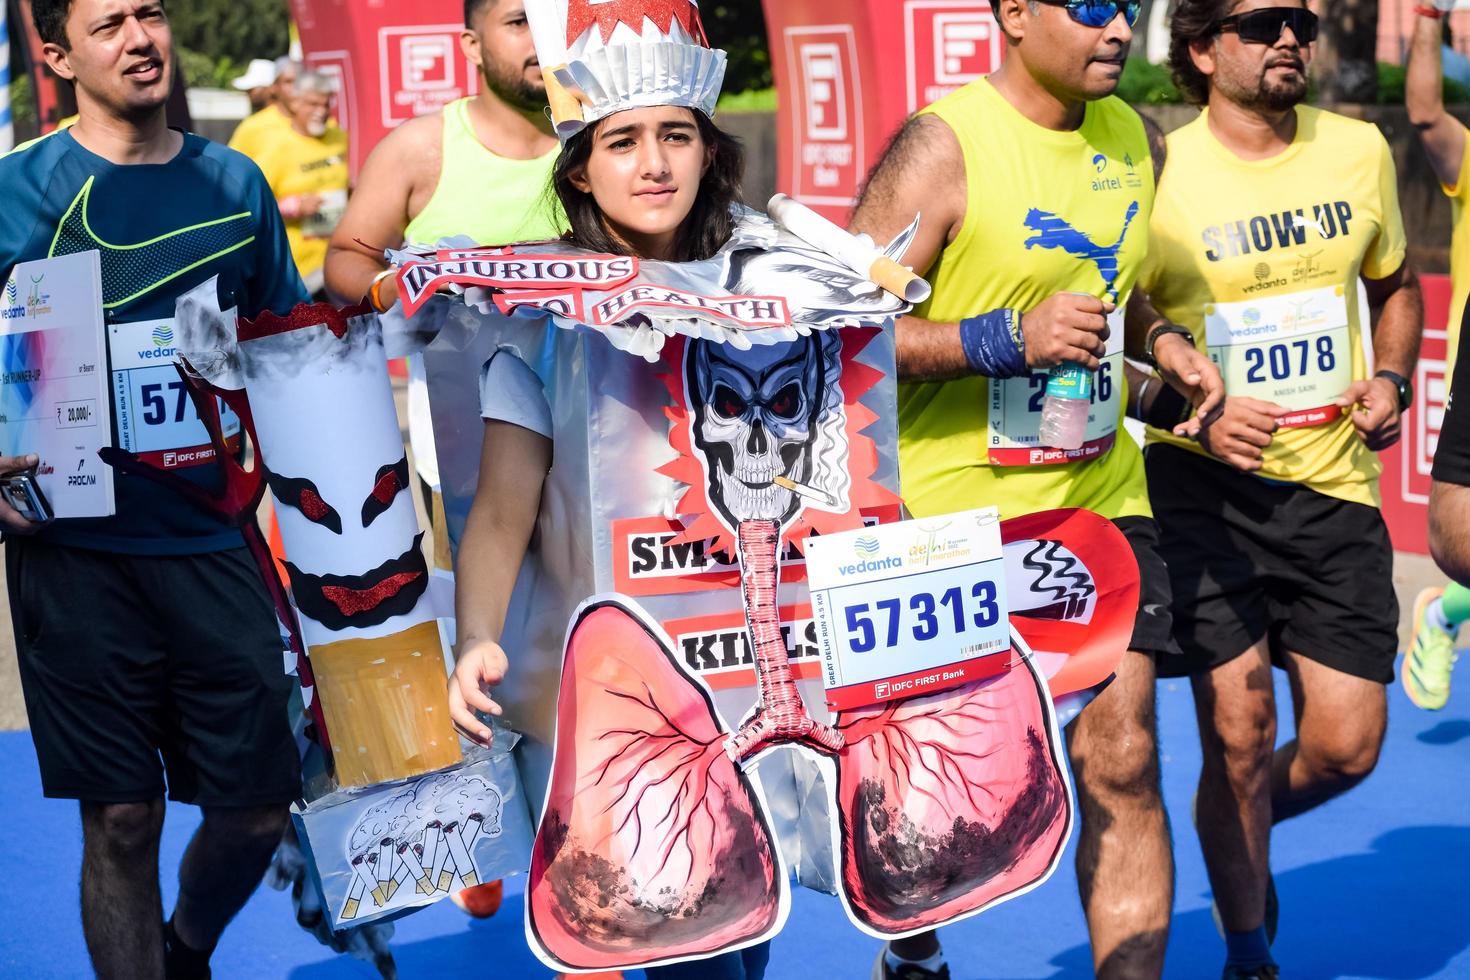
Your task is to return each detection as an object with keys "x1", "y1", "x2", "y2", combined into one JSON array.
[
  {"x1": 1405, "y1": 0, "x2": 1470, "y2": 711},
  {"x1": 231, "y1": 57, "x2": 276, "y2": 113},
  {"x1": 229, "y1": 56, "x2": 297, "y2": 159},
  {"x1": 256, "y1": 70, "x2": 348, "y2": 295}
]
